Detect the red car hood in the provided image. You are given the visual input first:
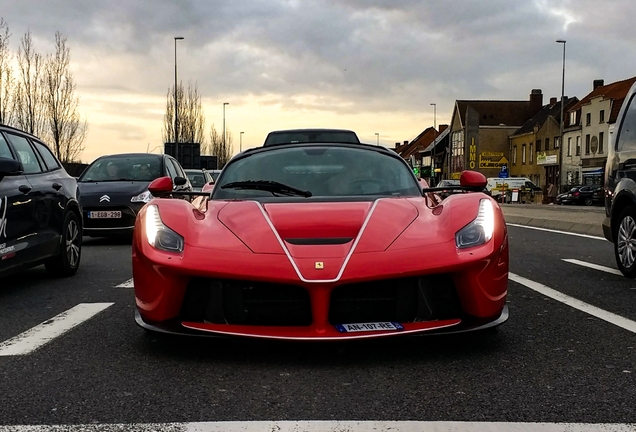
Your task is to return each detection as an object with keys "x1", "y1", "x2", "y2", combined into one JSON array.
[{"x1": 217, "y1": 199, "x2": 419, "y2": 257}]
